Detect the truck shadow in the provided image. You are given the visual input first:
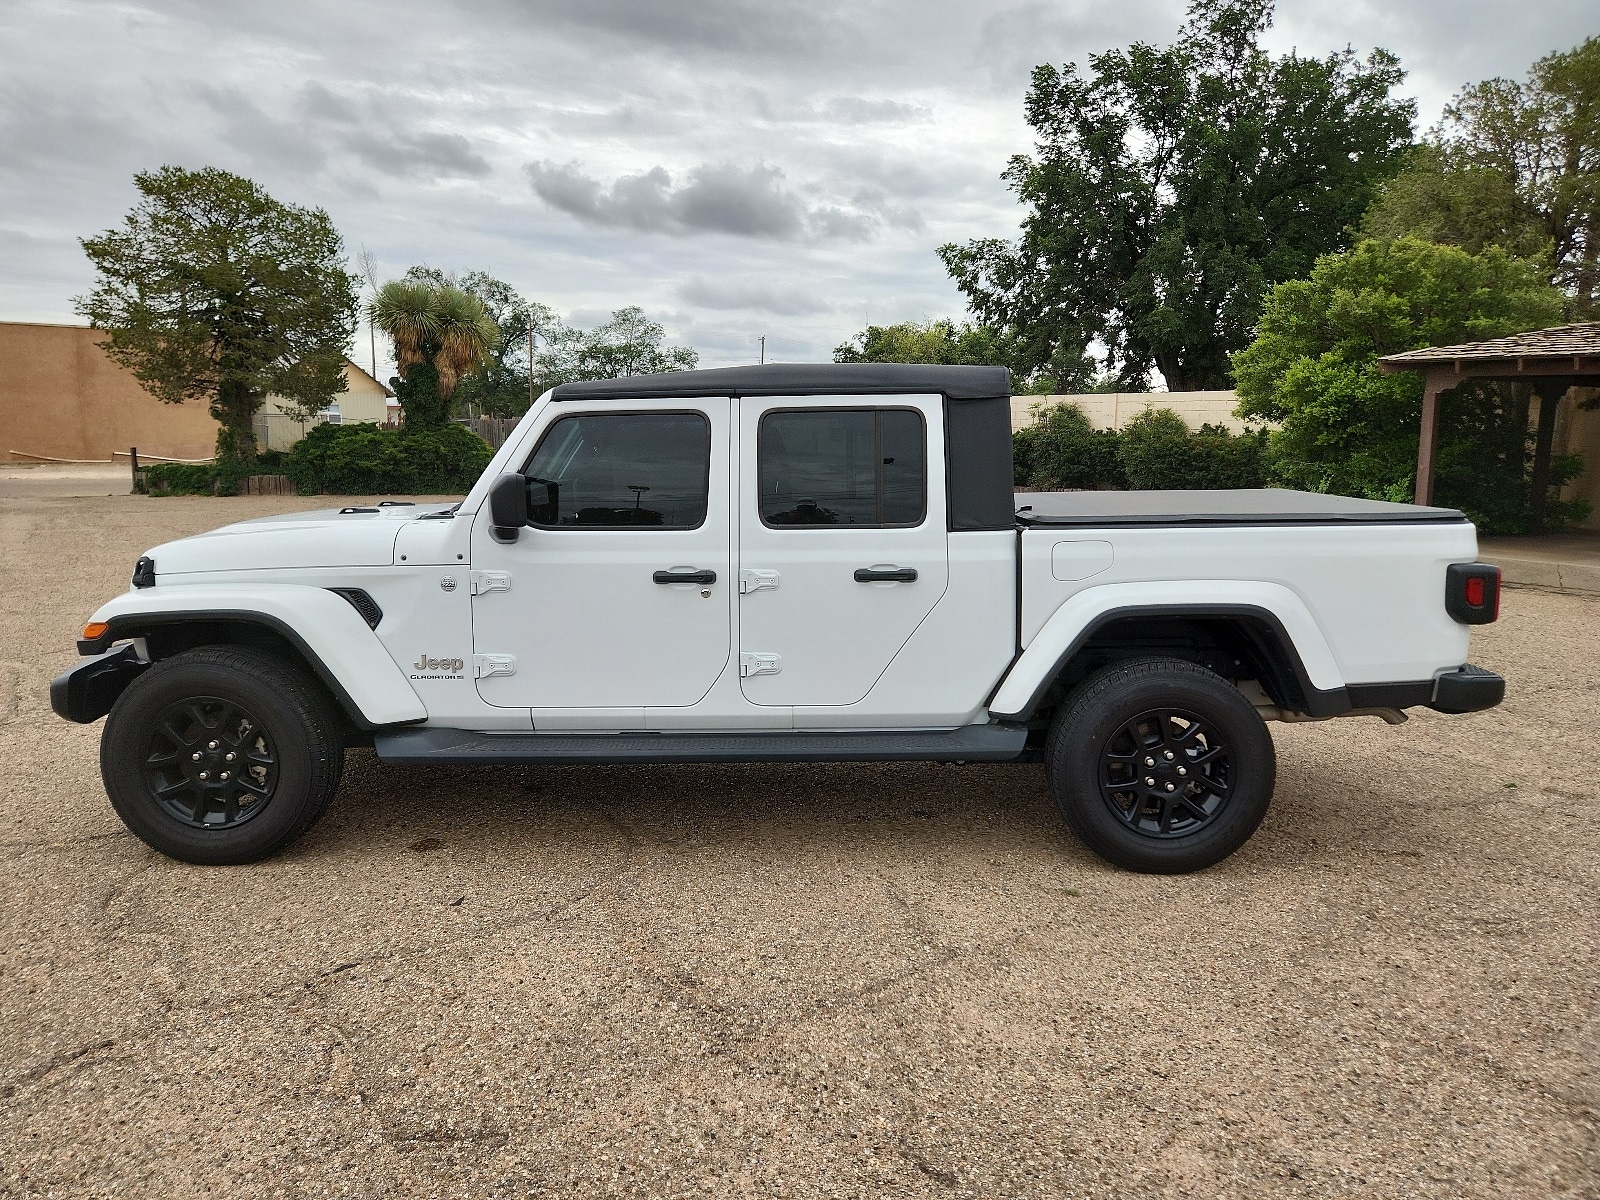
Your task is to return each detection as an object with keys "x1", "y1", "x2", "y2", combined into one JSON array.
[
  {"x1": 313, "y1": 753, "x2": 1079, "y2": 859},
  {"x1": 296, "y1": 749, "x2": 1396, "y2": 873}
]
